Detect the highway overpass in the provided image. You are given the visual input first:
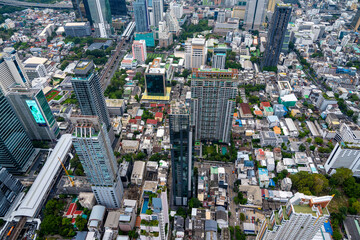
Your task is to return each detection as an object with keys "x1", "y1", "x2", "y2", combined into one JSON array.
[{"x1": 0, "y1": 0, "x2": 73, "y2": 9}]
